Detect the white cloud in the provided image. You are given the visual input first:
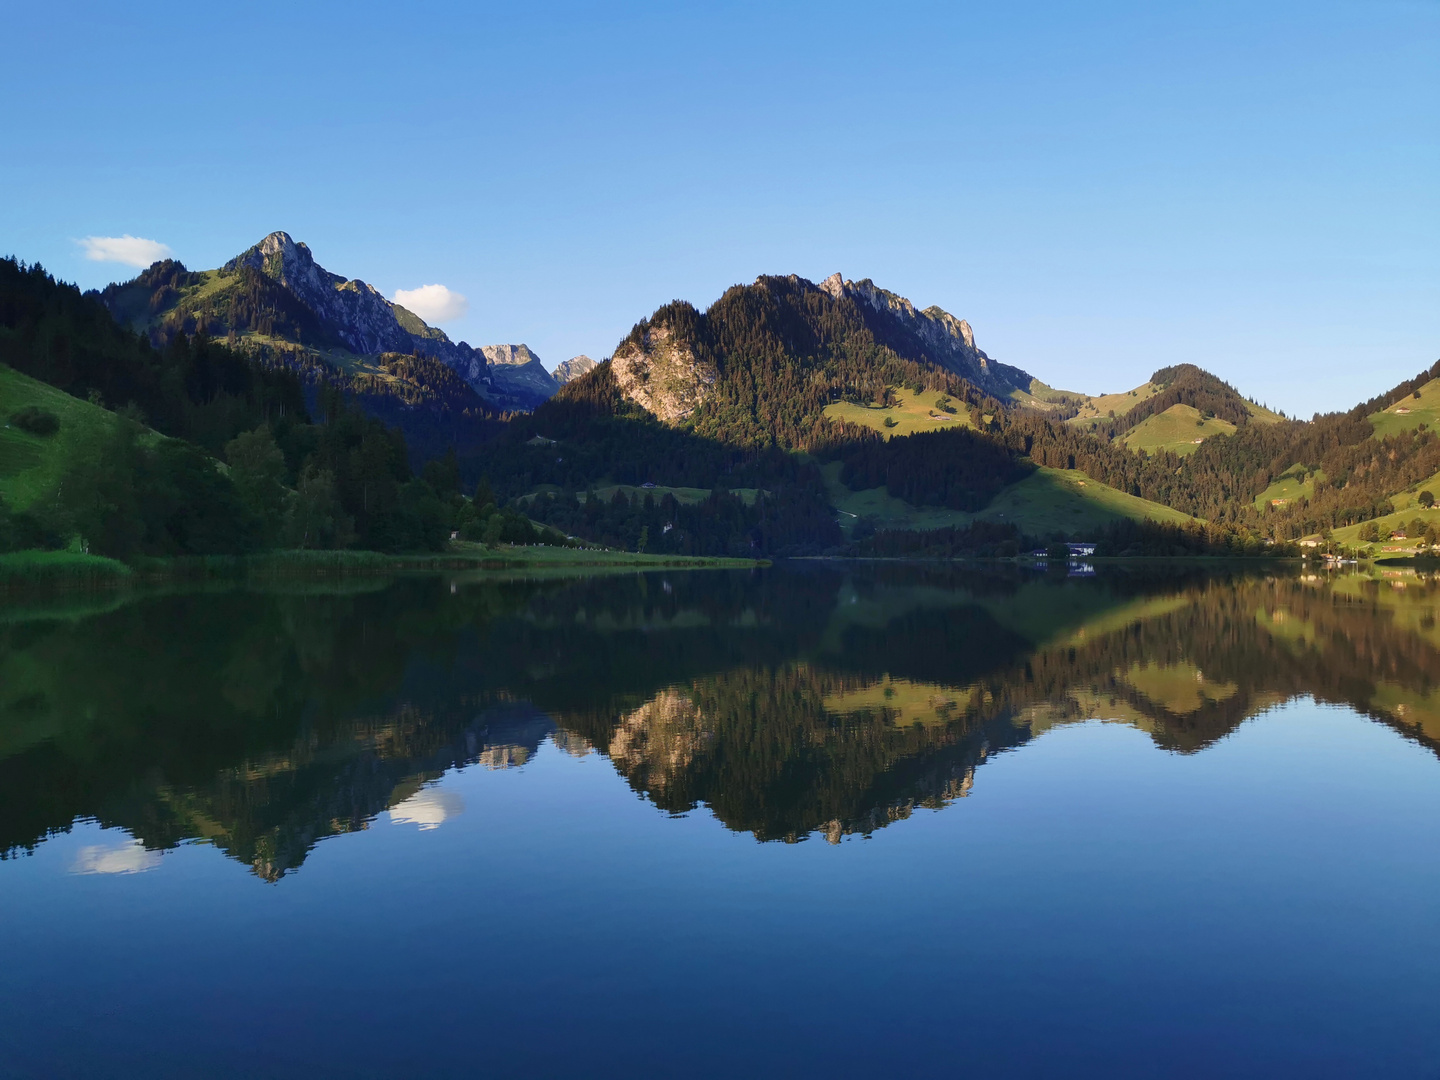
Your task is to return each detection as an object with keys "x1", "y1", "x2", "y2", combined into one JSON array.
[
  {"x1": 78, "y1": 234, "x2": 173, "y2": 268},
  {"x1": 389, "y1": 787, "x2": 464, "y2": 831},
  {"x1": 393, "y1": 283, "x2": 468, "y2": 324},
  {"x1": 72, "y1": 838, "x2": 163, "y2": 875}
]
